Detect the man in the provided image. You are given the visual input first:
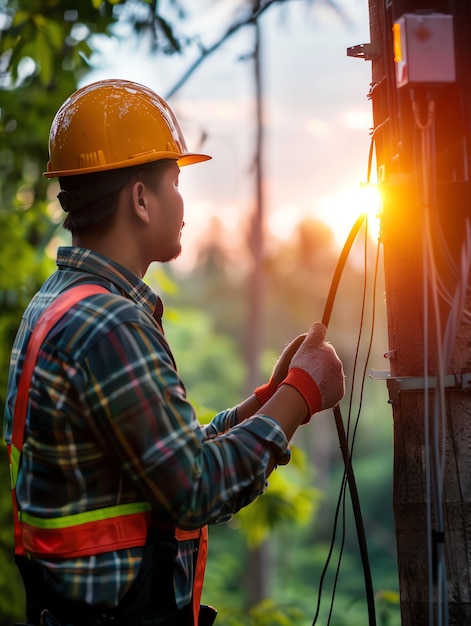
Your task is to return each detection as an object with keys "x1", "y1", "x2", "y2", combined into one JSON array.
[{"x1": 4, "y1": 79, "x2": 345, "y2": 626}]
